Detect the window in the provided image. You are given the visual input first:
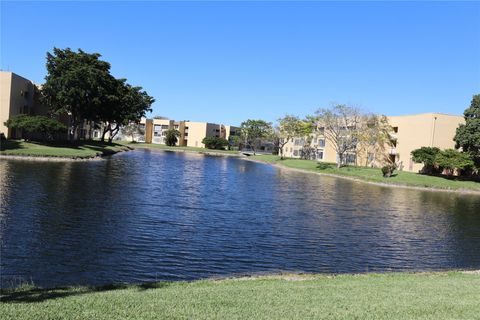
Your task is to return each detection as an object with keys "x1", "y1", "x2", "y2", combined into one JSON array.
[
  {"x1": 367, "y1": 153, "x2": 374, "y2": 163},
  {"x1": 294, "y1": 138, "x2": 303, "y2": 146},
  {"x1": 393, "y1": 127, "x2": 398, "y2": 133},
  {"x1": 318, "y1": 139, "x2": 325, "y2": 147},
  {"x1": 153, "y1": 125, "x2": 161, "y2": 136},
  {"x1": 317, "y1": 127, "x2": 325, "y2": 135},
  {"x1": 293, "y1": 150, "x2": 299, "y2": 157},
  {"x1": 345, "y1": 154, "x2": 356, "y2": 164},
  {"x1": 174, "y1": 125, "x2": 179, "y2": 130},
  {"x1": 316, "y1": 150, "x2": 324, "y2": 160},
  {"x1": 161, "y1": 125, "x2": 169, "y2": 130}
]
